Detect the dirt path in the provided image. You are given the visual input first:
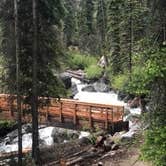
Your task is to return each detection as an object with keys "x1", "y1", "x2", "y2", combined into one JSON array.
[
  {"x1": 103, "y1": 147, "x2": 151, "y2": 166},
  {"x1": 92, "y1": 140, "x2": 152, "y2": 166}
]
